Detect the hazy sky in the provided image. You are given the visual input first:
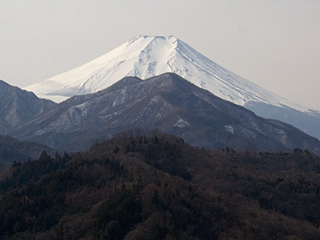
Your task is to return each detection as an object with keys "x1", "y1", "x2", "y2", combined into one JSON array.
[{"x1": 1, "y1": 0, "x2": 319, "y2": 110}]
